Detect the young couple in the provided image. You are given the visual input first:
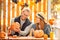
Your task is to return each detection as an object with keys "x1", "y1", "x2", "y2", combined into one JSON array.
[{"x1": 8, "y1": 7, "x2": 51, "y2": 37}]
